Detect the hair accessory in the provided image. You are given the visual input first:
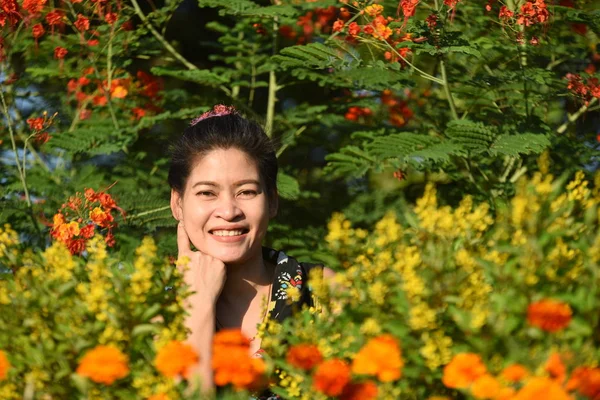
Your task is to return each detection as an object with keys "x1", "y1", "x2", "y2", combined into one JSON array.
[{"x1": 190, "y1": 104, "x2": 237, "y2": 126}]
